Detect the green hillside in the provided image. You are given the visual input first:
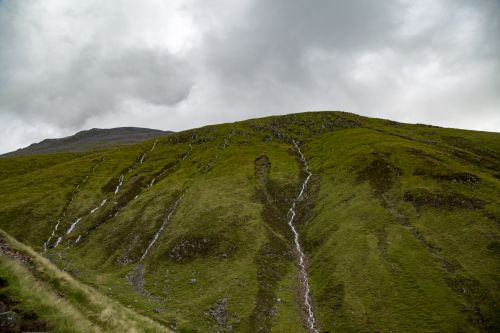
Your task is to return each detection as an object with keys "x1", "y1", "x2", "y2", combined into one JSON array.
[
  {"x1": 0, "y1": 230, "x2": 171, "y2": 332},
  {"x1": 0, "y1": 111, "x2": 499, "y2": 332}
]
